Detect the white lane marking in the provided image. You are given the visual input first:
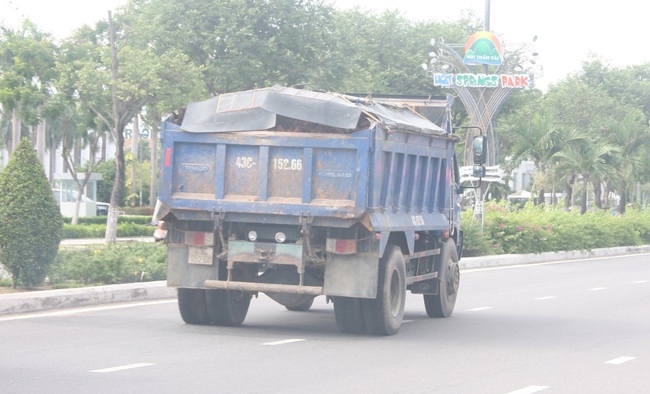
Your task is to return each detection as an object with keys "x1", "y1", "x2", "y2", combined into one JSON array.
[
  {"x1": 462, "y1": 252, "x2": 650, "y2": 273},
  {"x1": 467, "y1": 306, "x2": 494, "y2": 312},
  {"x1": 262, "y1": 339, "x2": 306, "y2": 346},
  {"x1": 534, "y1": 296, "x2": 557, "y2": 300},
  {"x1": 588, "y1": 287, "x2": 607, "y2": 291},
  {"x1": 0, "y1": 300, "x2": 176, "y2": 322},
  {"x1": 91, "y1": 363, "x2": 154, "y2": 373},
  {"x1": 633, "y1": 280, "x2": 648, "y2": 284},
  {"x1": 402, "y1": 320, "x2": 413, "y2": 324},
  {"x1": 604, "y1": 356, "x2": 637, "y2": 365},
  {"x1": 506, "y1": 385, "x2": 549, "y2": 394}
]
